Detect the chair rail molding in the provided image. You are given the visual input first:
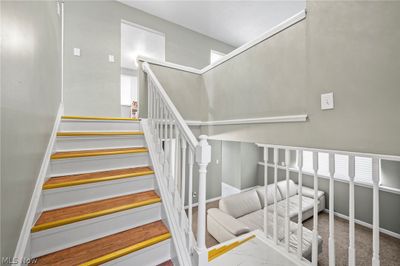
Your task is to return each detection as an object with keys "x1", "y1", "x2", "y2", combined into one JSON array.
[{"x1": 186, "y1": 114, "x2": 308, "y2": 126}]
